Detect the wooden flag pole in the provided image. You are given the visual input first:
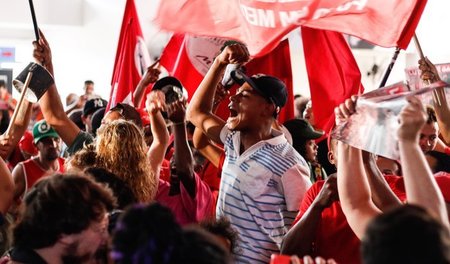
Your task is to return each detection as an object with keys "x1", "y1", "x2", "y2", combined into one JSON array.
[{"x1": 413, "y1": 33, "x2": 442, "y2": 106}]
